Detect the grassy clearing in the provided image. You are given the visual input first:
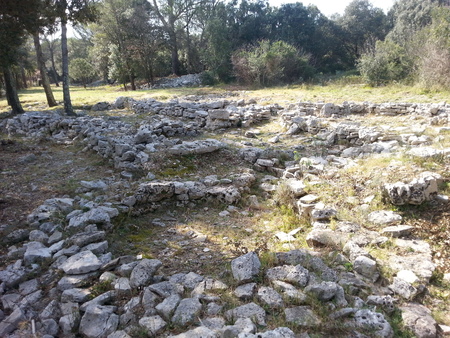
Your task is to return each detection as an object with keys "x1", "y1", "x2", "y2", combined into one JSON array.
[{"x1": 3, "y1": 81, "x2": 450, "y2": 113}]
